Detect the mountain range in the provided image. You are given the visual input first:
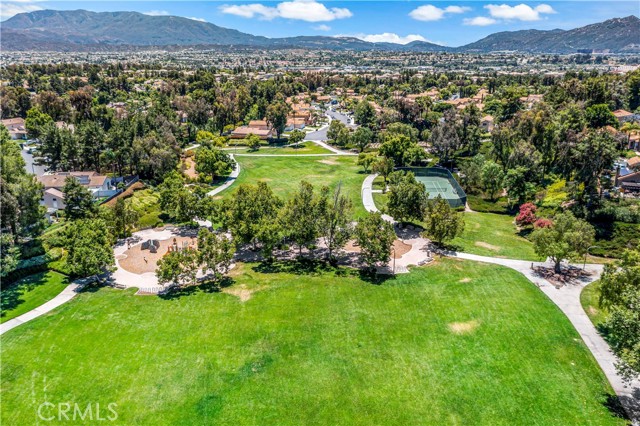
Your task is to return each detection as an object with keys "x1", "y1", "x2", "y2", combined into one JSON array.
[{"x1": 2, "y1": 9, "x2": 639, "y2": 53}]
